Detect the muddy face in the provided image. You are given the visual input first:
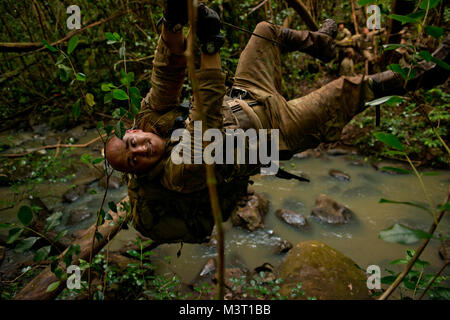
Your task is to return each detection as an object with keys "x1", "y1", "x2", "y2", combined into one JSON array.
[{"x1": 106, "y1": 129, "x2": 166, "y2": 173}]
